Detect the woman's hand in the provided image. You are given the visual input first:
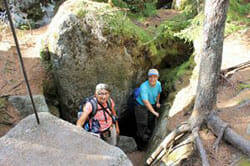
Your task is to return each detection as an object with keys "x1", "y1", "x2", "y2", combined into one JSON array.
[
  {"x1": 116, "y1": 126, "x2": 120, "y2": 135},
  {"x1": 115, "y1": 121, "x2": 120, "y2": 135}
]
